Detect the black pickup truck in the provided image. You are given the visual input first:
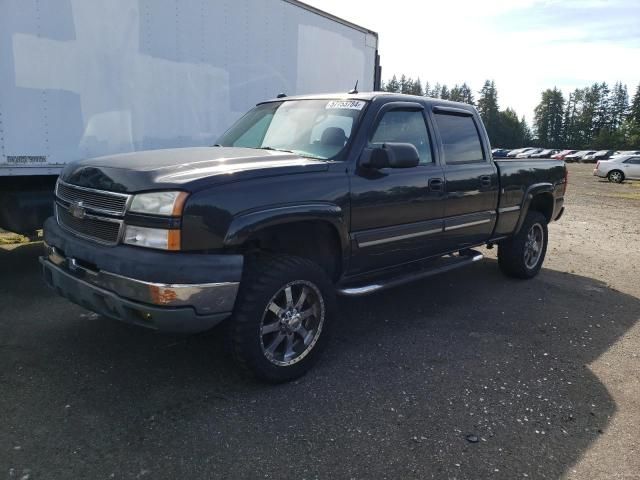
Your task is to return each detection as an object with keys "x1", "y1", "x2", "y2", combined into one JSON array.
[{"x1": 41, "y1": 93, "x2": 567, "y2": 382}]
